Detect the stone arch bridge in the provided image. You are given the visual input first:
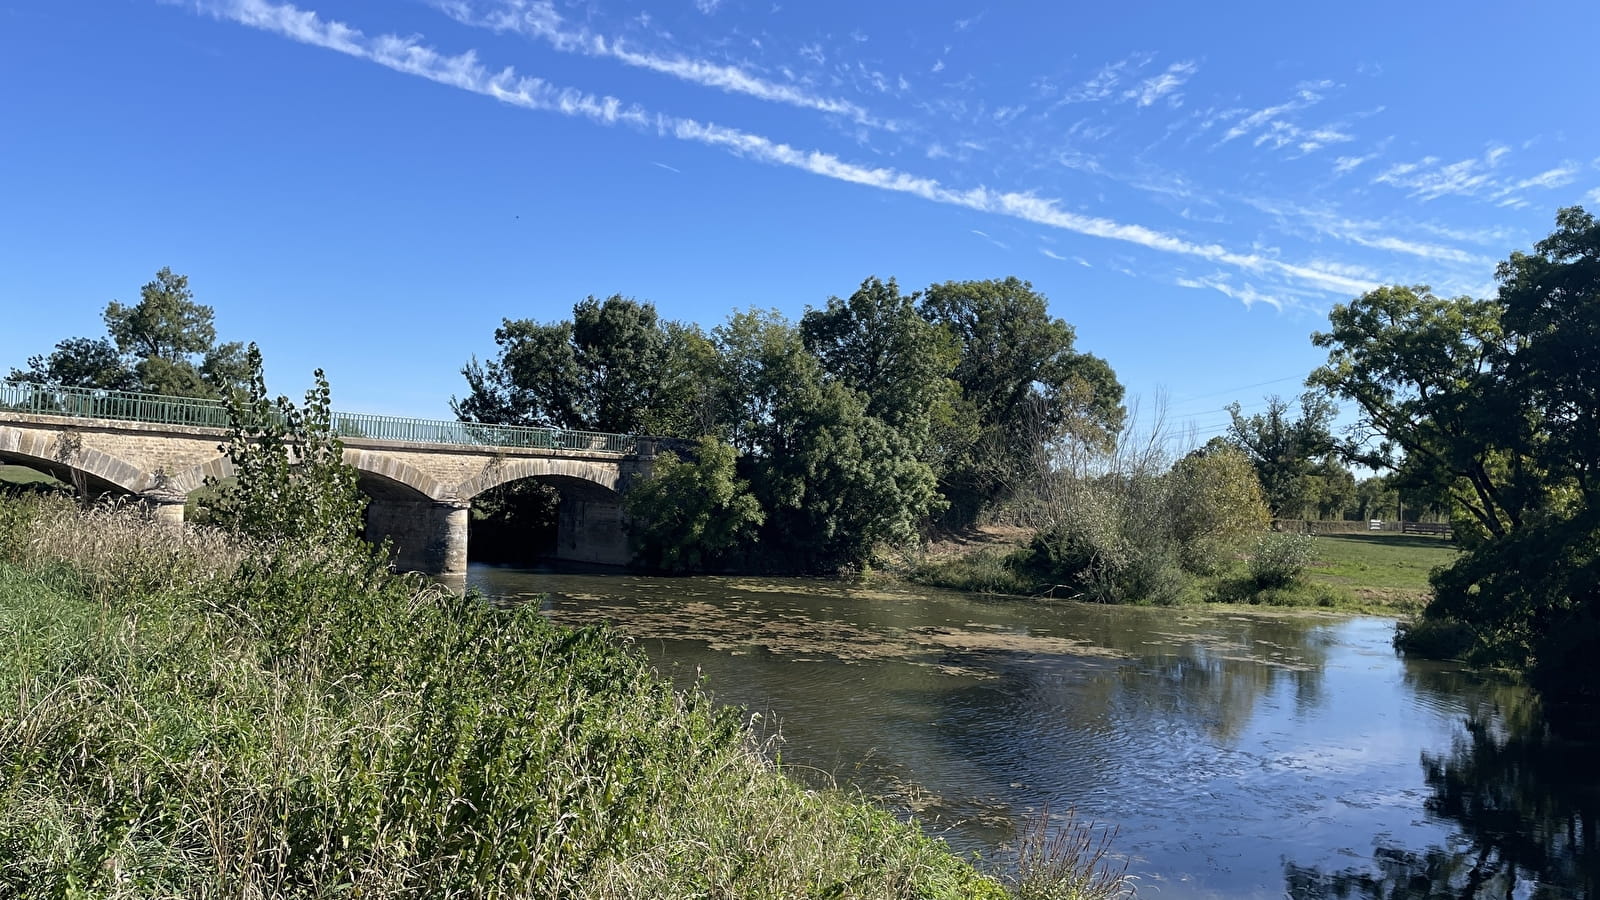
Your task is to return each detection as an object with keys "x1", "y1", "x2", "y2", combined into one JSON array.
[{"x1": 0, "y1": 384, "x2": 668, "y2": 574}]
